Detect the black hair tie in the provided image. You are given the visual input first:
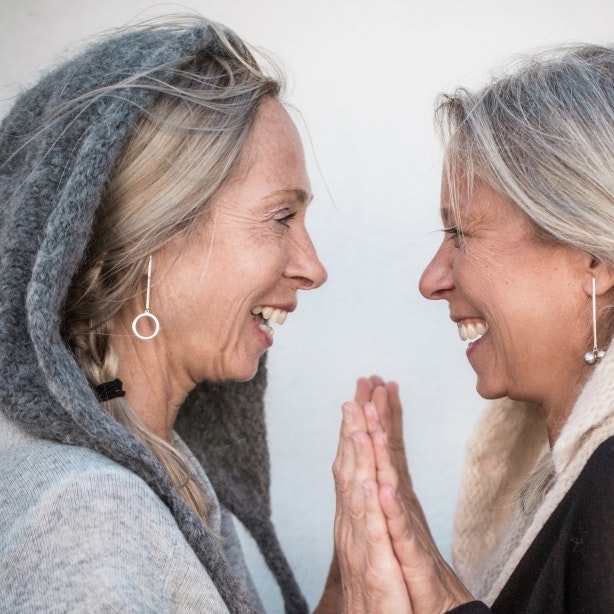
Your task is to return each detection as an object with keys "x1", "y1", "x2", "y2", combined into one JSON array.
[{"x1": 95, "y1": 378, "x2": 126, "y2": 402}]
